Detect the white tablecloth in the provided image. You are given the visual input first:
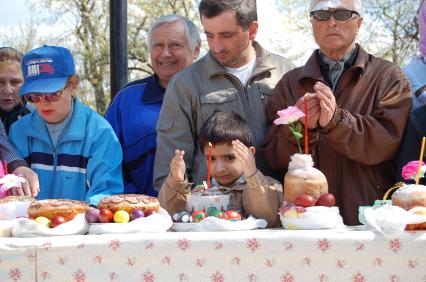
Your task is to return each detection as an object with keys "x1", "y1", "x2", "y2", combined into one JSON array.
[{"x1": 1, "y1": 228, "x2": 426, "y2": 281}]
